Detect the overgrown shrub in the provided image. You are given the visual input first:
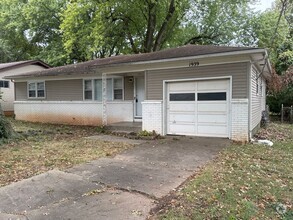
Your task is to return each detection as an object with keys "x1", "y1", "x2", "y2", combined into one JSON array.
[{"x1": 0, "y1": 115, "x2": 17, "y2": 140}]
